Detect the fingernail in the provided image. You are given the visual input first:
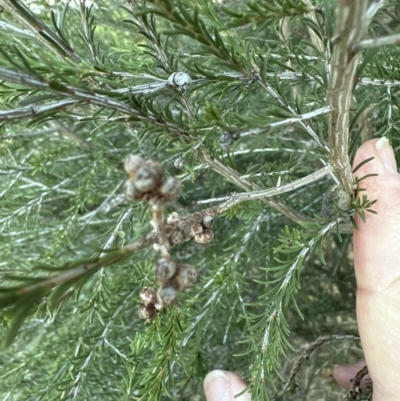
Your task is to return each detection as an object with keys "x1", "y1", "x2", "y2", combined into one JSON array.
[
  {"x1": 204, "y1": 370, "x2": 229, "y2": 401},
  {"x1": 376, "y1": 137, "x2": 398, "y2": 172}
]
